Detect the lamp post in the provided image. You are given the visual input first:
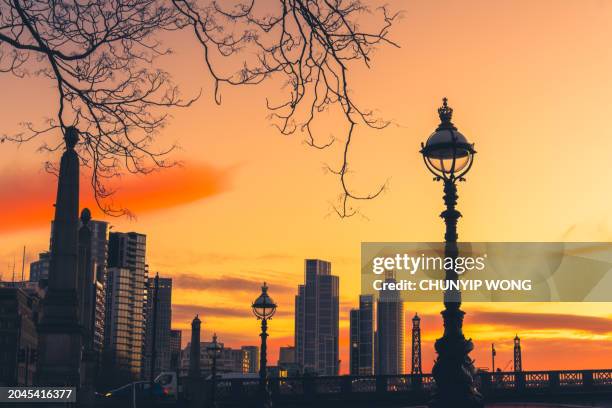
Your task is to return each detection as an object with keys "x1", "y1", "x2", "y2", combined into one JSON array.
[
  {"x1": 420, "y1": 98, "x2": 482, "y2": 408},
  {"x1": 206, "y1": 333, "x2": 223, "y2": 407},
  {"x1": 251, "y1": 282, "x2": 277, "y2": 407}
]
